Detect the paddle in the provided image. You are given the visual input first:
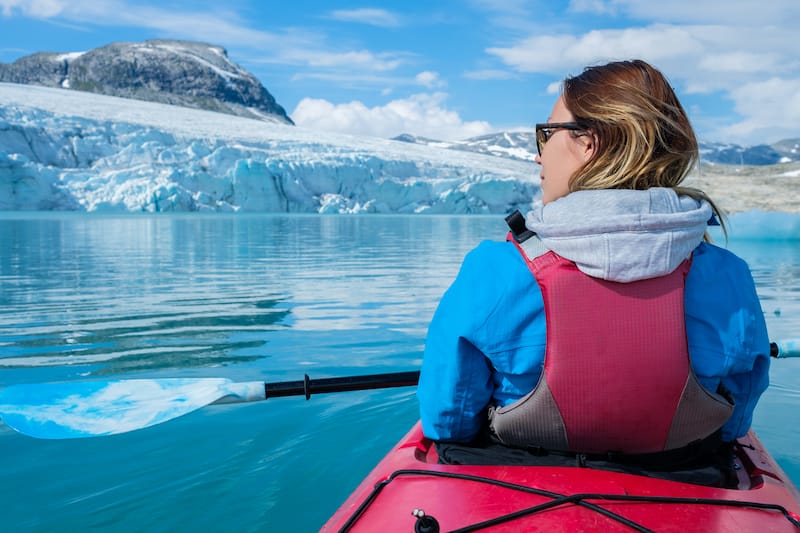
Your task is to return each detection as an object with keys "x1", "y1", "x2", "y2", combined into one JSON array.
[
  {"x1": 0, "y1": 371, "x2": 419, "y2": 440},
  {"x1": 1, "y1": 340, "x2": 797, "y2": 440}
]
